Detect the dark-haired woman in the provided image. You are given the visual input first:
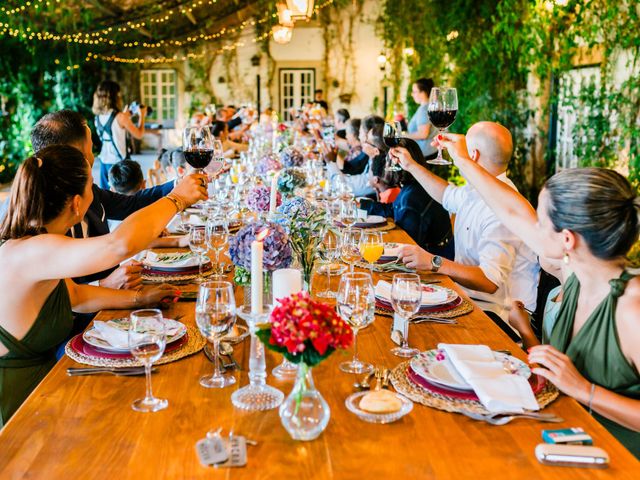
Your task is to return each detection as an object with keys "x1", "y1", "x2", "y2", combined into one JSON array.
[
  {"x1": 92, "y1": 80, "x2": 147, "y2": 189},
  {"x1": 437, "y1": 133, "x2": 640, "y2": 458},
  {"x1": 359, "y1": 126, "x2": 453, "y2": 259},
  {"x1": 0, "y1": 145, "x2": 207, "y2": 425},
  {"x1": 405, "y1": 78, "x2": 438, "y2": 159}
]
